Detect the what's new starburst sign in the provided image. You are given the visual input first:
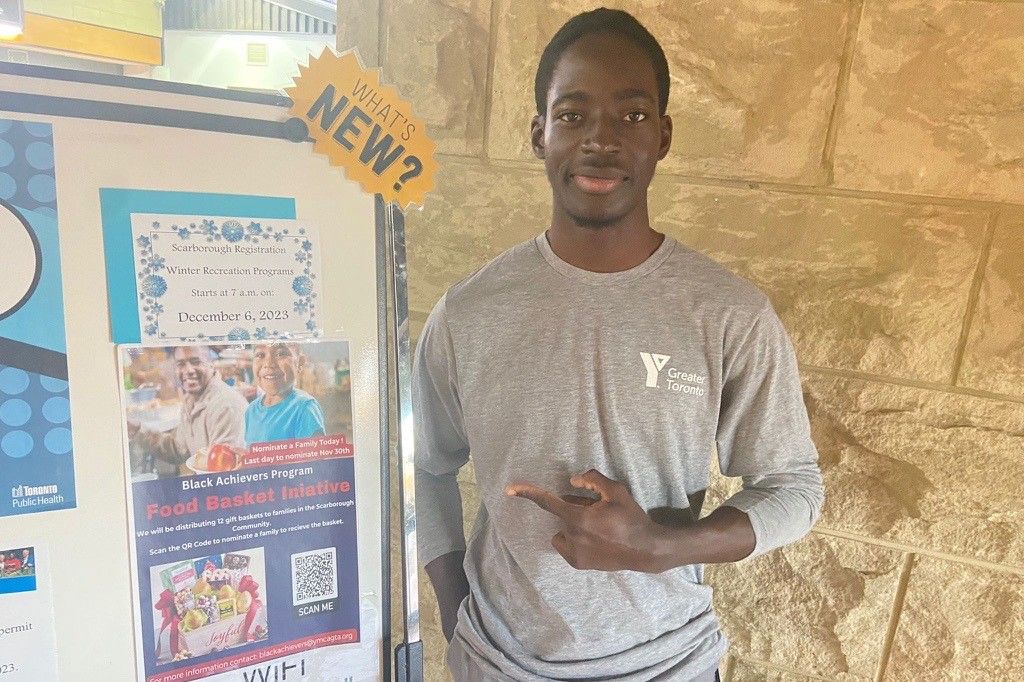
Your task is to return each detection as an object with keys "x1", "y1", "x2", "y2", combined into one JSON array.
[{"x1": 286, "y1": 49, "x2": 437, "y2": 209}]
